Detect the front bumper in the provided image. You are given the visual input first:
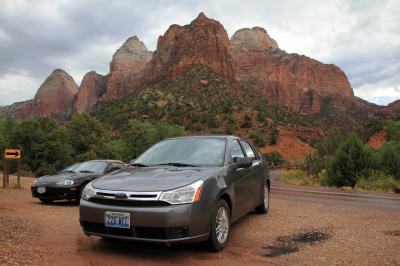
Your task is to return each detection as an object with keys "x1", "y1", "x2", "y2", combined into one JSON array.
[
  {"x1": 31, "y1": 185, "x2": 81, "y2": 200},
  {"x1": 79, "y1": 198, "x2": 212, "y2": 243}
]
